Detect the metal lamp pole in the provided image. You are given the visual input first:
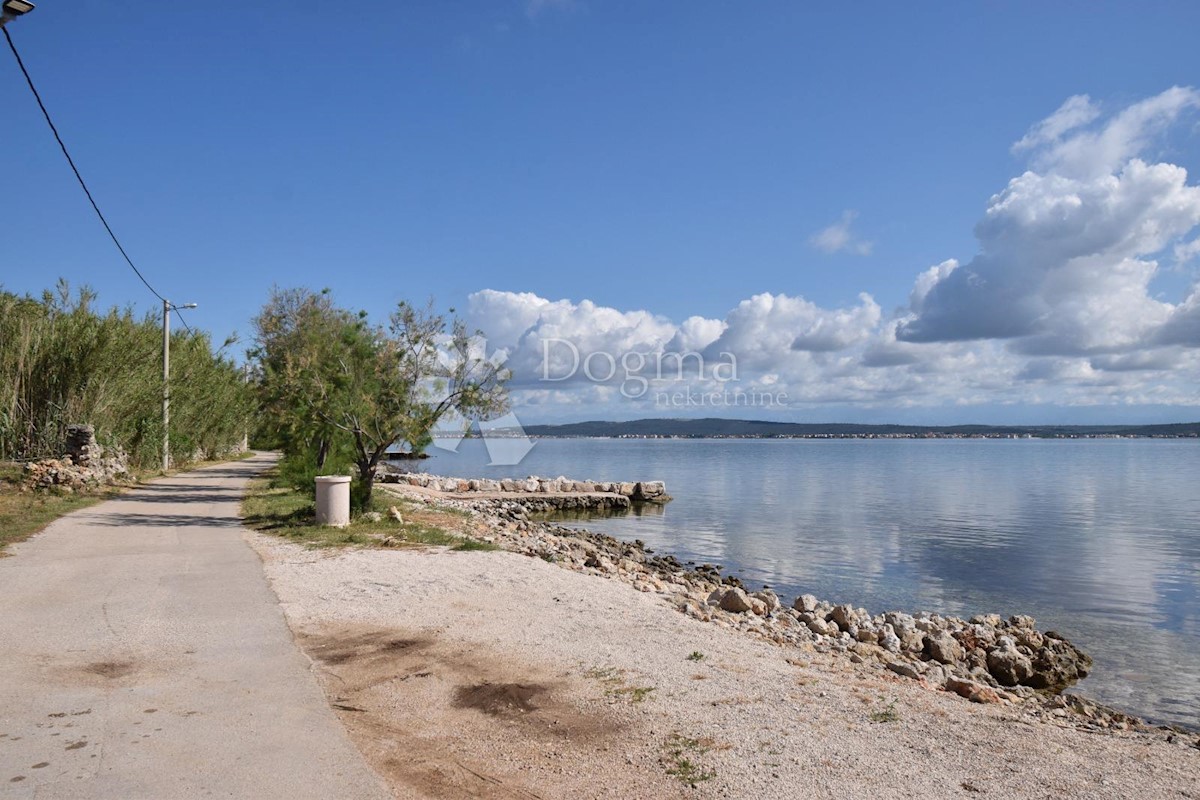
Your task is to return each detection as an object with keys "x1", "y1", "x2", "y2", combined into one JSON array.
[{"x1": 162, "y1": 300, "x2": 197, "y2": 472}]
